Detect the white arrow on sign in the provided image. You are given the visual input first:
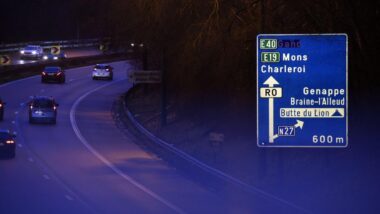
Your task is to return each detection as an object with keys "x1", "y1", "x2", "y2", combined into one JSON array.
[
  {"x1": 294, "y1": 120, "x2": 304, "y2": 129},
  {"x1": 273, "y1": 120, "x2": 304, "y2": 140},
  {"x1": 263, "y1": 76, "x2": 279, "y2": 143}
]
